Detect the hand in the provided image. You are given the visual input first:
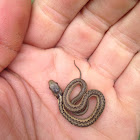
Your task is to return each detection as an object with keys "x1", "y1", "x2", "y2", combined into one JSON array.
[{"x1": 0, "y1": 0, "x2": 140, "y2": 139}]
